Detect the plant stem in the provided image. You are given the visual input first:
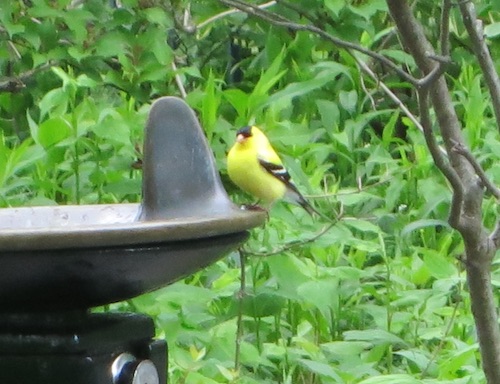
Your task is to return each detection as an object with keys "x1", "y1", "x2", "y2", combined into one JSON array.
[{"x1": 234, "y1": 248, "x2": 246, "y2": 372}]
